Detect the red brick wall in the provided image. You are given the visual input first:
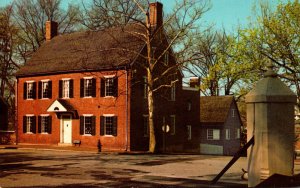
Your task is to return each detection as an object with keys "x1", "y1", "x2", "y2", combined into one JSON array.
[{"x1": 17, "y1": 70, "x2": 131, "y2": 151}]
